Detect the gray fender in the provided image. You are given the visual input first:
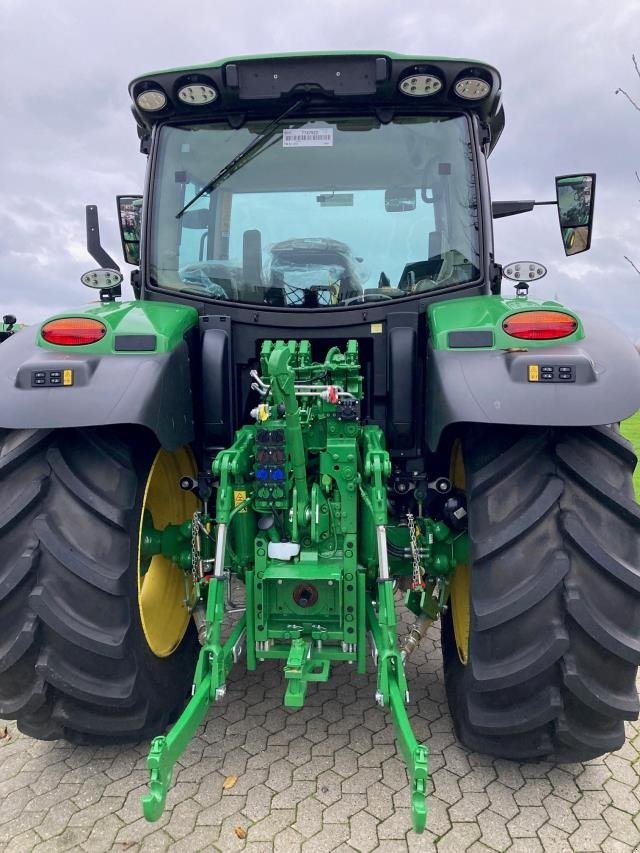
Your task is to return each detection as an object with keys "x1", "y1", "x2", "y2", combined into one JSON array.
[
  {"x1": 427, "y1": 310, "x2": 640, "y2": 451},
  {"x1": 0, "y1": 328, "x2": 194, "y2": 450}
]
